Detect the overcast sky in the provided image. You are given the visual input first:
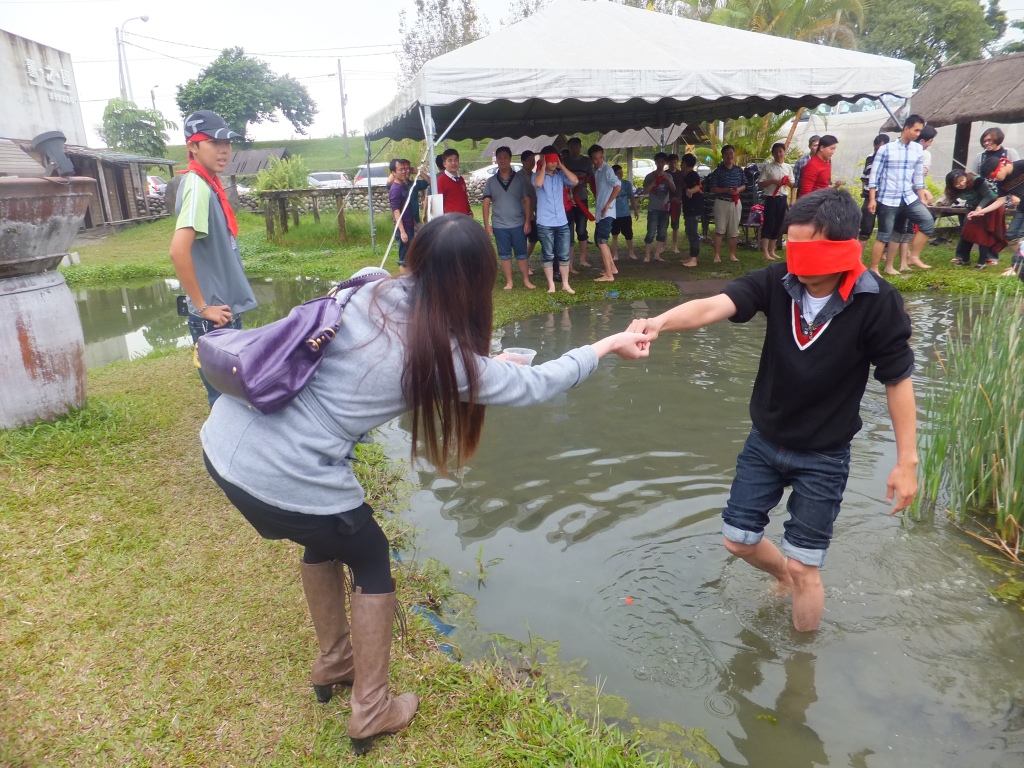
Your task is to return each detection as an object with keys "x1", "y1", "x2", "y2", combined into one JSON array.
[
  {"x1": 5, "y1": 0, "x2": 1023, "y2": 149},
  {"x1": 1, "y1": 0, "x2": 527, "y2": 147}
]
